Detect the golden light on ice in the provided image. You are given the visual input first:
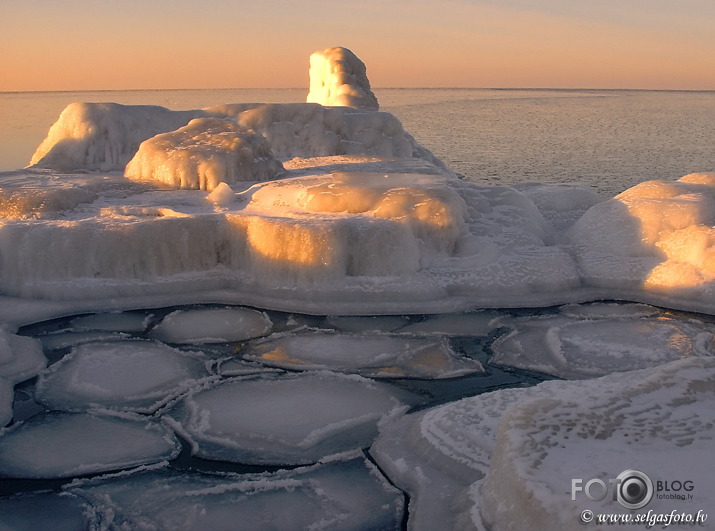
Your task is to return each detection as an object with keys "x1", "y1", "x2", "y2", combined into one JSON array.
[{"x1": 617, "y1": 174, "x2": 715, "y2": 291}]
